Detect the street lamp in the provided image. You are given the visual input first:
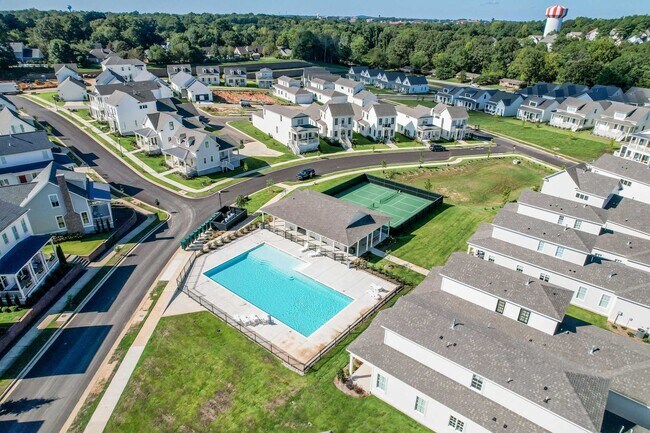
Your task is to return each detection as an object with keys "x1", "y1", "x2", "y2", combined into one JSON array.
[{"x1": 218, "y1": 189, "x2": 229, "y2": 208}]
